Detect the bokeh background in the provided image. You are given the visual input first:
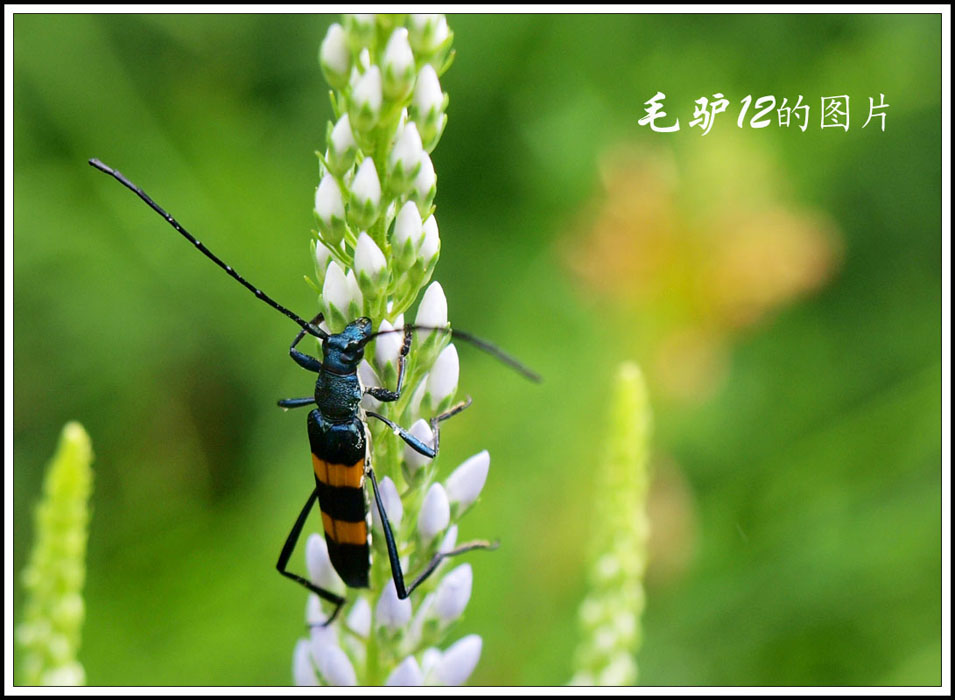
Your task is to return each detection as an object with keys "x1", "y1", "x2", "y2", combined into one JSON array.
[{"x1": 13, "y1": 13, "x2": 942, "y2": 686}]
